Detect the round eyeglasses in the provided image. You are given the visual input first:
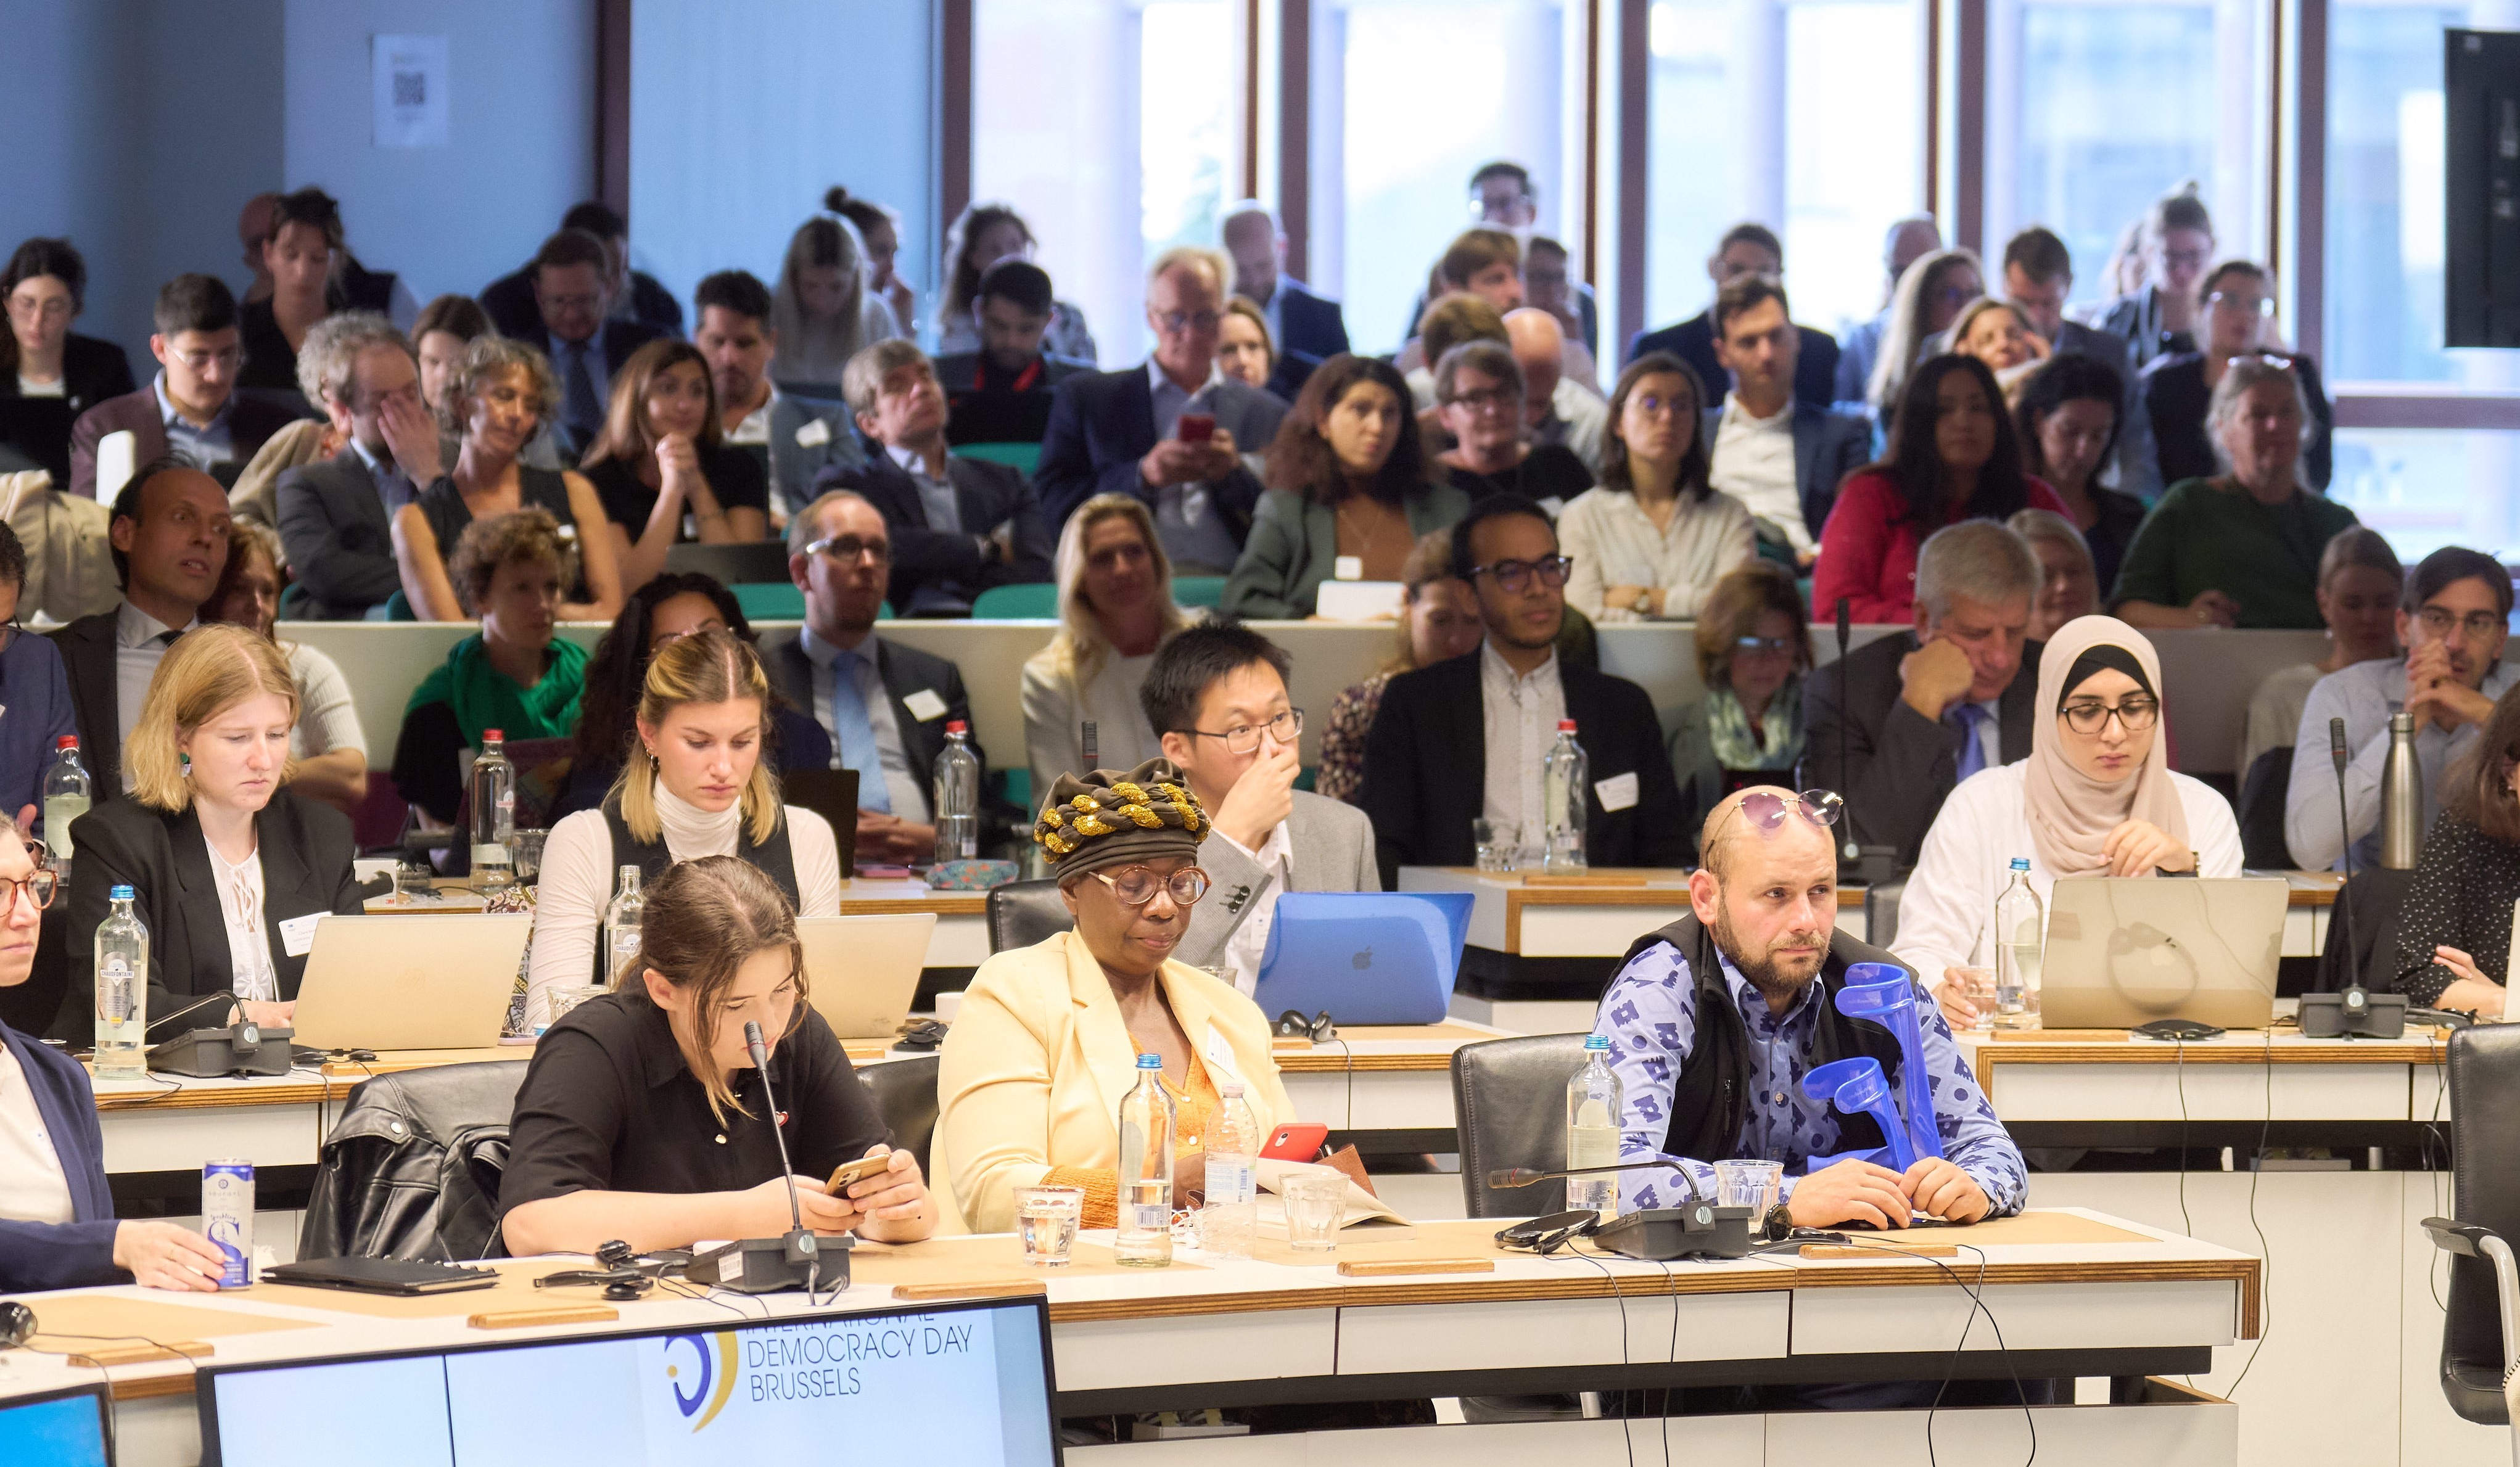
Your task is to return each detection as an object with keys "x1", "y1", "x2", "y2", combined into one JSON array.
[
  {"x1": 1090, "y1": 865, "x2": 1211, "y2": 907},
  {"x1": 2057, "y1": 696, "x2": 2159, "y2": 735}
]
